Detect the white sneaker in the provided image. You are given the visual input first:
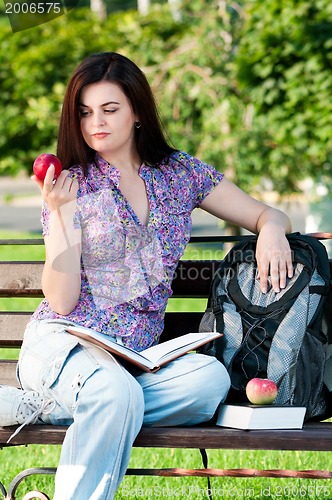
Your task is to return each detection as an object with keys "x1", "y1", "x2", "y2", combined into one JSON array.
[{"x1": 0, "y1": 385, "x2": 55, "y2": 442}]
